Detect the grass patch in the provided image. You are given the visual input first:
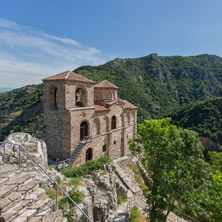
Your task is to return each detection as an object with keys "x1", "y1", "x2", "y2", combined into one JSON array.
[
  {"x1": 117, "y1": 194, "x2": 128, "y2": 205},
  {"x1": 128, "y1": 164, "x2": 149, "y2": 191},
  {"x1": 62, "y1": 156, "x2": 112, "y2": 178},
  {"x1": 69, "y1": 177, "x2": 82, "y2": 186},
  {"x1": 48, "y1": 165, "x2": 56, "y2": 171},
  {"x1": 27, "y1": 147, "x2": 34, "y2": 152},
  {"x1": 129, "y1": 206, "x2": 144, "y2": 222},
  {"x1": 45, "y1": 188, "x2": 56, "y2": 200},
  {"x1": 56, "y1": 176, "x2": 61, "y2": 185}
]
